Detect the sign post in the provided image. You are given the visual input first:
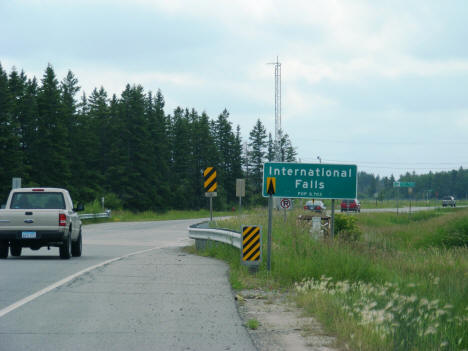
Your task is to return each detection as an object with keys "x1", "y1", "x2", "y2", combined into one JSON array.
[
  {"x1": 236, "y1": 179, "x2": 245, "y2": 213},
  {"x1": 266, "y1": 177, "x2": 276, "y2": 271},
  {"x1": 393, "y1": 182, "x2": 415, "y2": 215},
  {"x1": 330, "y1": 199, "x2": 335, "y2": 239},
  {"x1": 204, "y1": 167, "x2": 217, "y2": 222},
  {"x1": 279, "y1": 198, "x2": 292, "y2": 222}
]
